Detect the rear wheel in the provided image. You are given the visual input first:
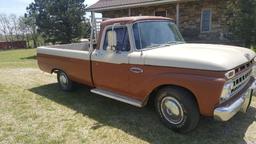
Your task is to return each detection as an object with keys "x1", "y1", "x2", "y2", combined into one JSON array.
[
  {"x1": 155, "y1": 86, "x2": 200, "y2": 133},
  {"x1": 57, "y1": 71, "x2": 73, "y2": 91}
]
